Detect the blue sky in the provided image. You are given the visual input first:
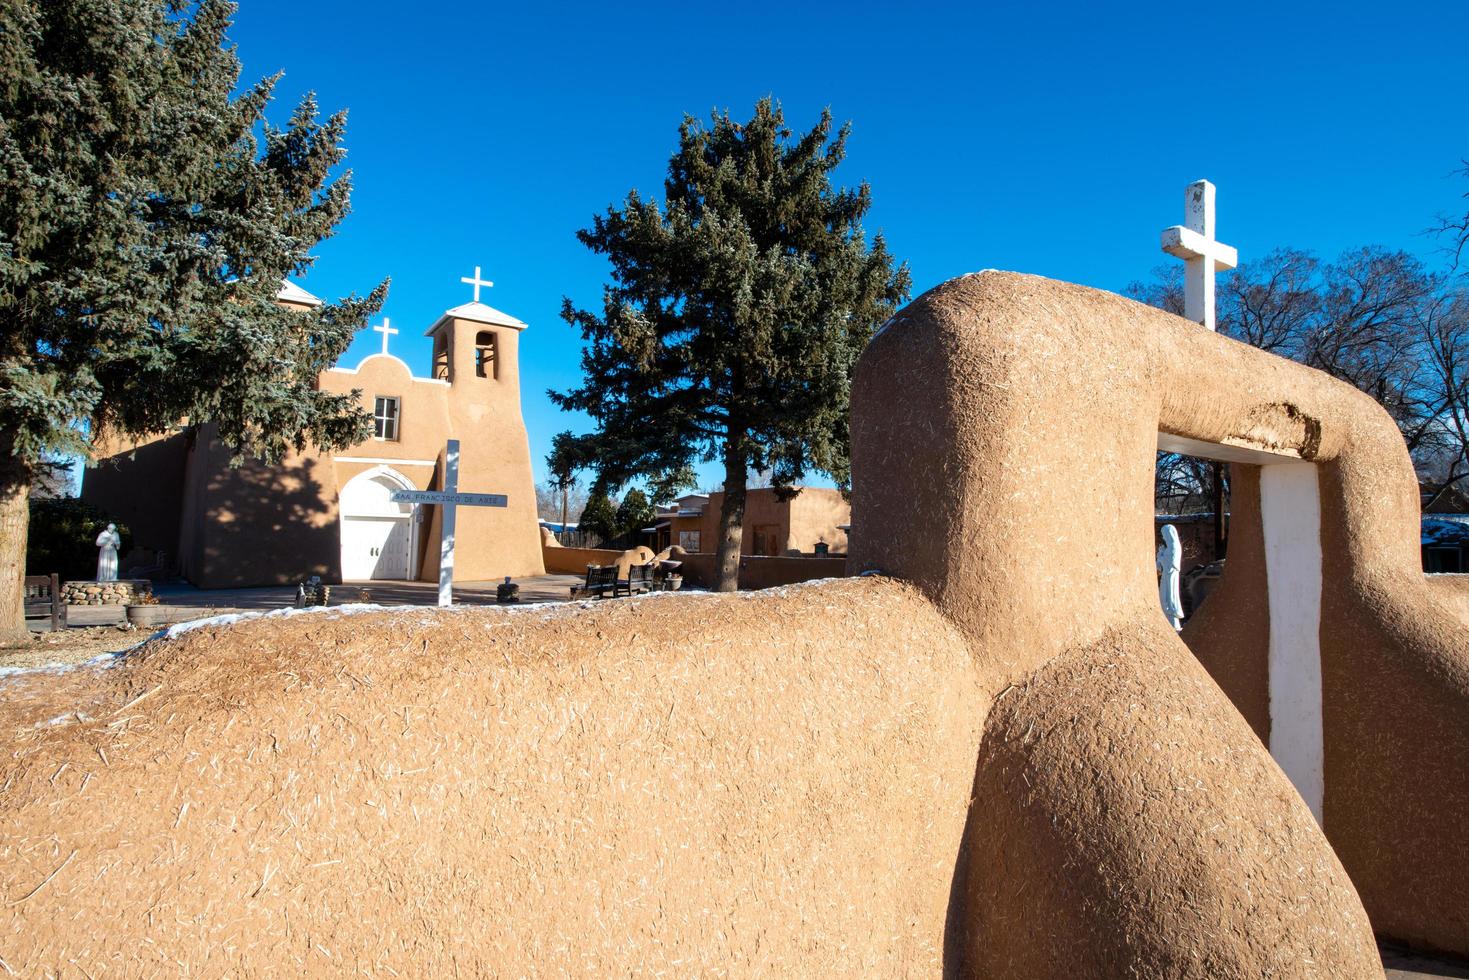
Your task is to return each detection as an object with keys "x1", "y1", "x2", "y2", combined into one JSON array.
[{"x1": 227, "y1": 0, "x2": 1468, "y2": 489}]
